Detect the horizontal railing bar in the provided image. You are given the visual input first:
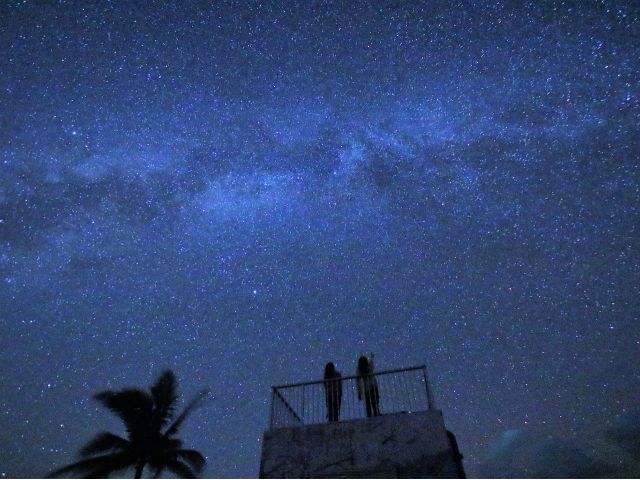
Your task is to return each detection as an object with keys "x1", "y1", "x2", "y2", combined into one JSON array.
[{"x1": 271, "y1": 365, "x2": 426, "y2": 390}]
